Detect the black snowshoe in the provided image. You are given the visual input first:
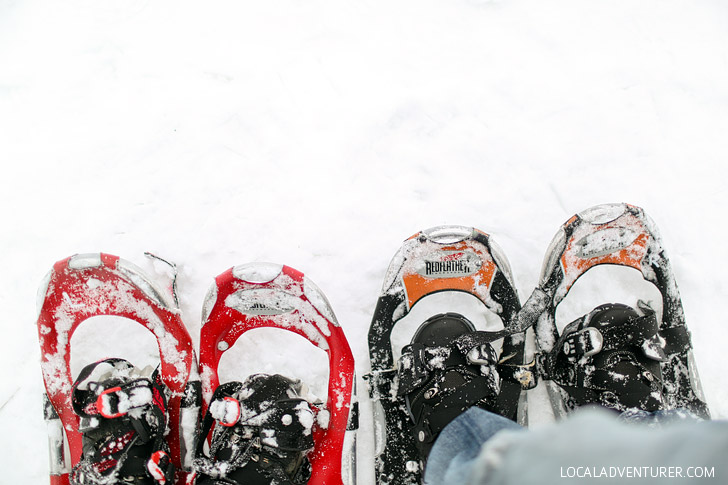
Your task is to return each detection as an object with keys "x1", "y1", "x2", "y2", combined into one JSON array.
[
  {"x1": 527, "y1": 203, "x2": 710, "y2": 418},
  {"x1": 193, "y1": 374, "x2": 316, "y2": 485},
  {"x1": 366, "y1": 226, "x2": 534, "y2": 484},
  {"x1": 69, "y1": 358, "x2": 175, "y2": 485}
]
